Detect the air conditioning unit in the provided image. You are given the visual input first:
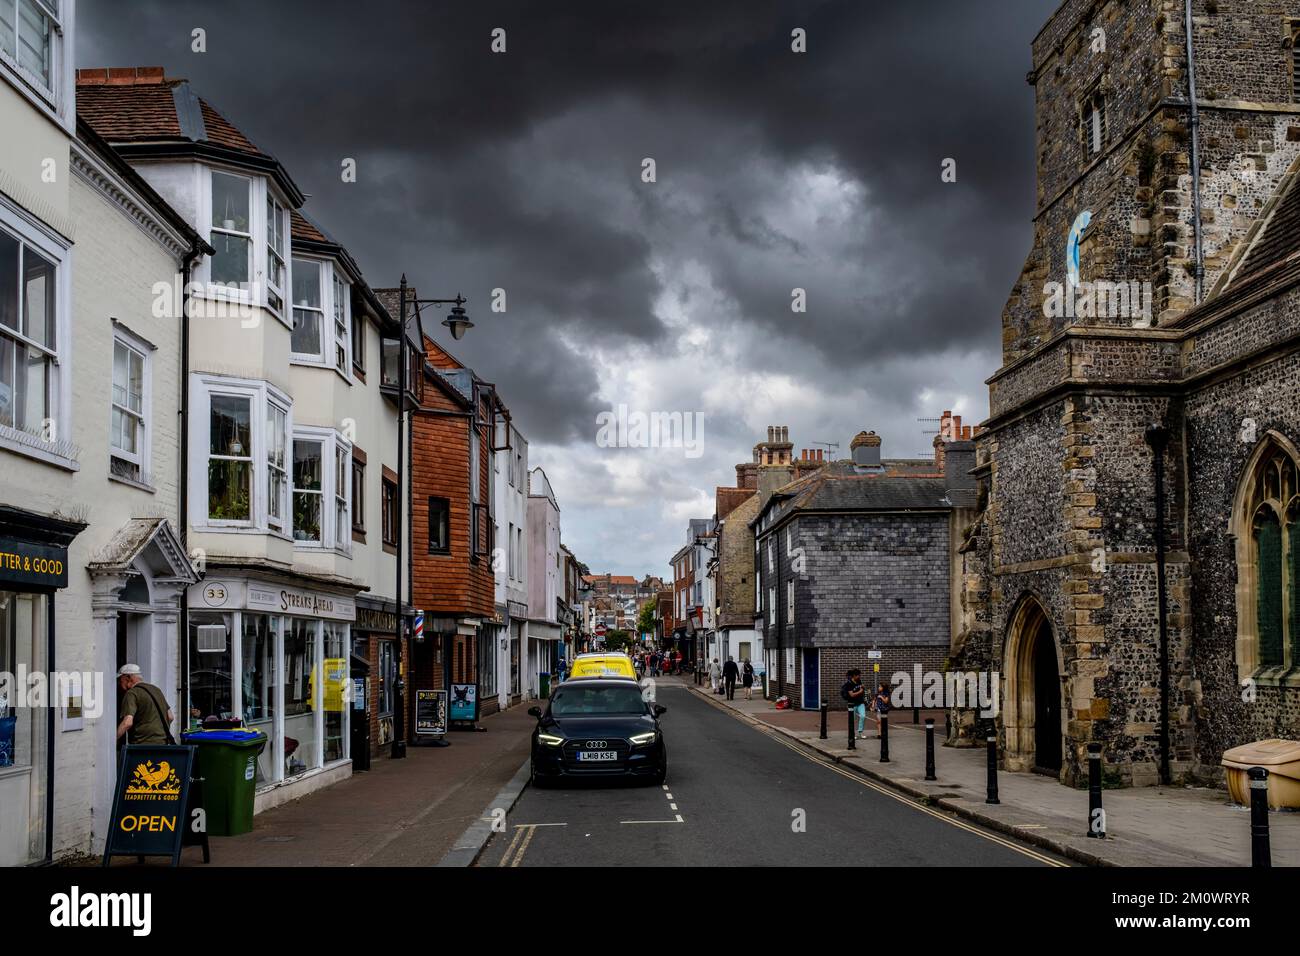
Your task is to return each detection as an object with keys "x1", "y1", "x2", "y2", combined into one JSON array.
[{"x1": 196, "y1": 624, "x2": 227, "y2": 653}]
